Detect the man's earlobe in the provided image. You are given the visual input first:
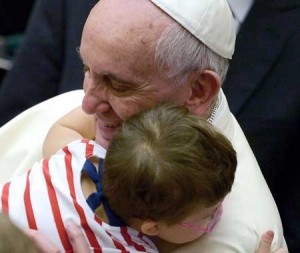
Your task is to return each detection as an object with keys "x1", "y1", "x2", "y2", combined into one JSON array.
[
  {"x1": 185, "y1": 70, "x2": 221, "y2": 116},
  {"x1": 140, "y1": 221, "x2": 160, "y2": 236}
]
